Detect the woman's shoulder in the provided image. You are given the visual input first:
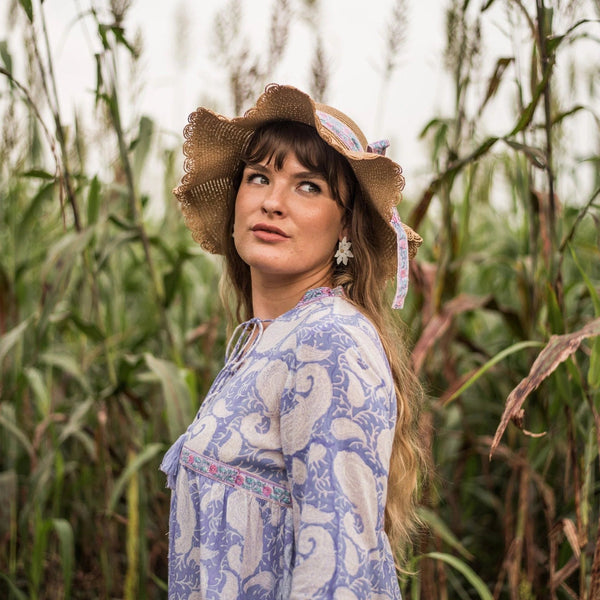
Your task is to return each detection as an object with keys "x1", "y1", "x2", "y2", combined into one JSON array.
[
  {"x1": 262, "y1": 289, "x2": 385, "y2": 360},
  {"x1": 288, "y1": 297, "x2": 395, "y2": 398},
  {"x1": 294, "y1": 295, "x2": 387, "y2": 360},
  {"x1": 302, "y1": 293, "x2": 377, "y2": 333}
]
